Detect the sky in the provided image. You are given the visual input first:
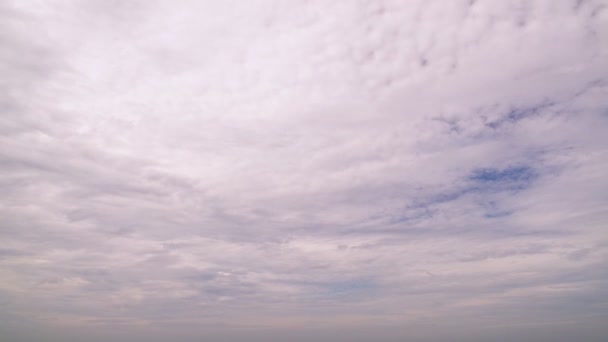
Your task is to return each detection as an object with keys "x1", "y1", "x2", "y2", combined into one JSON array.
[{"x1": 1, "y1": 0, "x2": 607, "y2": 341}]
